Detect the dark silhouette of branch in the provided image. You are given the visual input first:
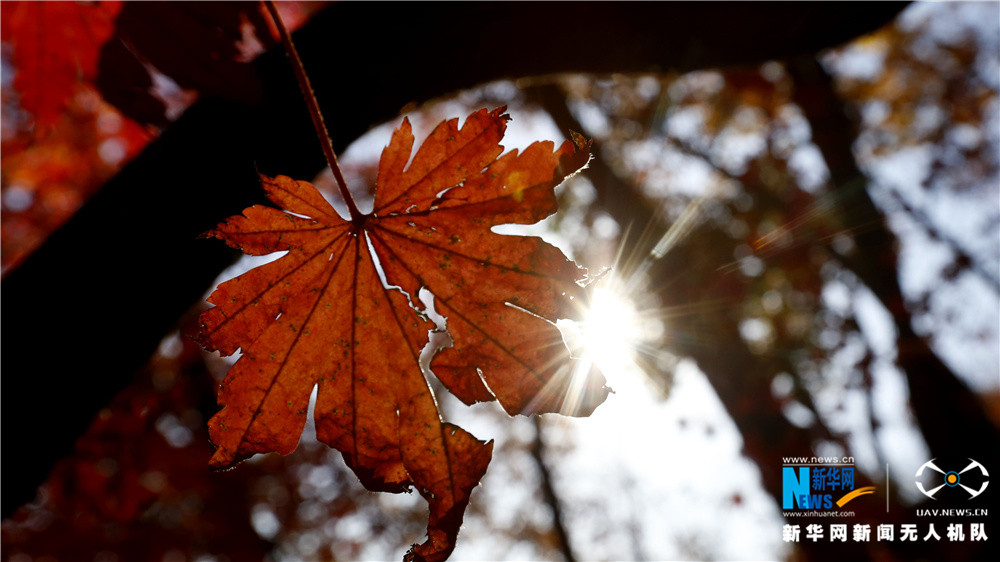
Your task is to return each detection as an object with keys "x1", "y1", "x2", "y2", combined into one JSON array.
[
  {"x1": 530, "y1": 417, "x2": 578, "y2": 562},
  {"x1": 0, "y1": 2, "x2": 907, "y2": 516},
  {"x1": 787, "y1": 55, "x2": 1000, "y2": 466},
  {"x1": 886, "y1": 189, "x2": 1000, "y2": 293},
  {"x1": 788, "y1": 55, "x2": 999, "y2": 558}
]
